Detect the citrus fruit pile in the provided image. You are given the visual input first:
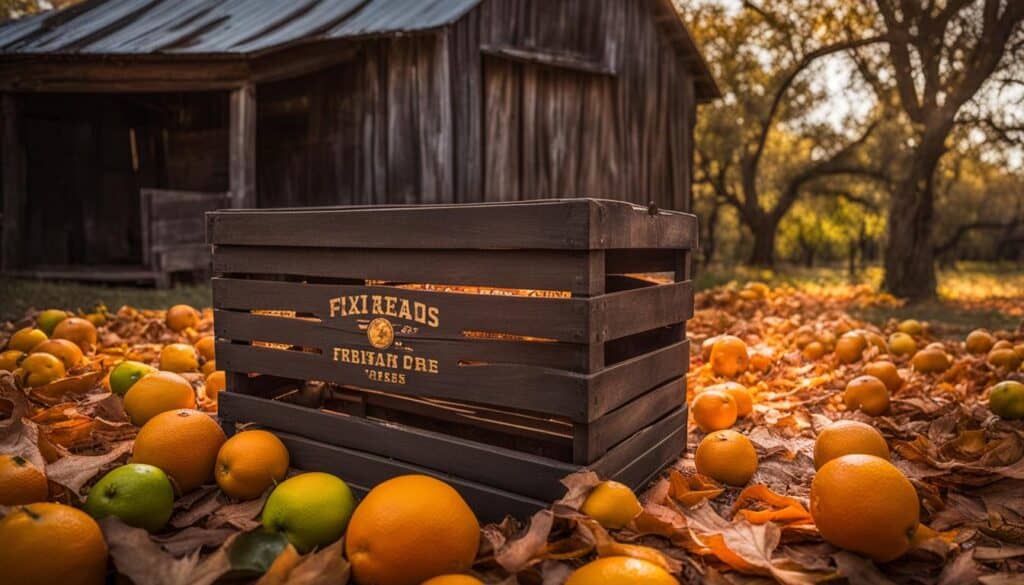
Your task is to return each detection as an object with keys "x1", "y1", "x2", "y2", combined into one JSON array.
[{"x1": 1, "y1": 281, "x2": 1022, "y2": 584}]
